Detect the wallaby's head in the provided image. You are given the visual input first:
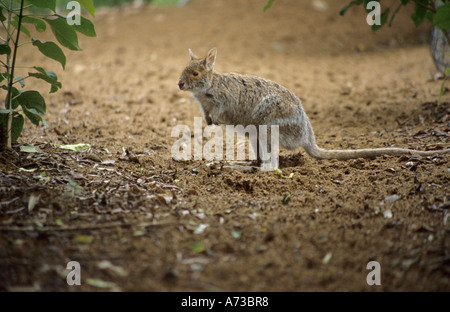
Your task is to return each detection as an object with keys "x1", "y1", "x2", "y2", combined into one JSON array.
[{"x1": 178, "y1": 48, "x2": 217, "y2": 92}]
